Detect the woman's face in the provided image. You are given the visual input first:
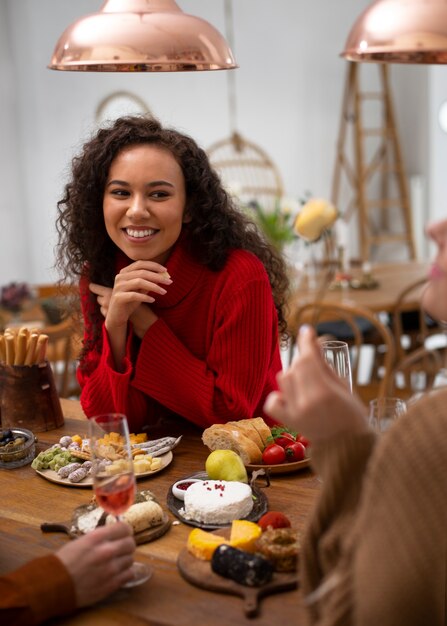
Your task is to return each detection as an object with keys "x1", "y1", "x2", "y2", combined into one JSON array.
[
  {"x1": 422, "y1": 218, "x2": 447, "y2": 322},
  {"x1": 103, "y1": 144, "x2": 188, "y2": 265}
]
